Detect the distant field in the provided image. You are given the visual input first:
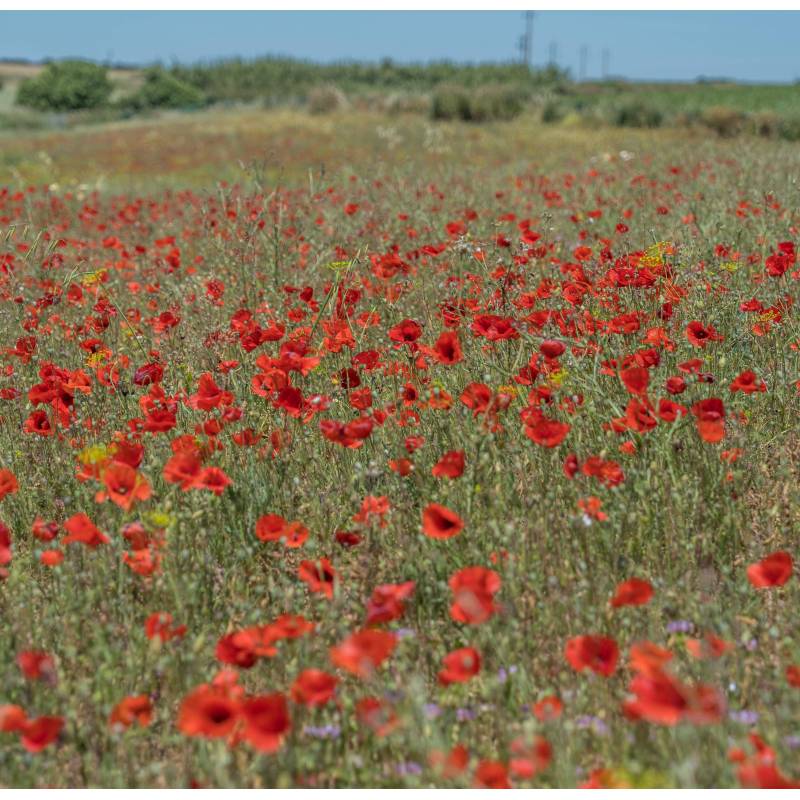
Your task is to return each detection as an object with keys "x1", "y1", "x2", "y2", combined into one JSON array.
[
  {"x1": 573, "y1": 80, "x2": 800, "y2": 115},
  {"x1": 0, "y1": 105, "x2": 795, "y2": 192}
]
